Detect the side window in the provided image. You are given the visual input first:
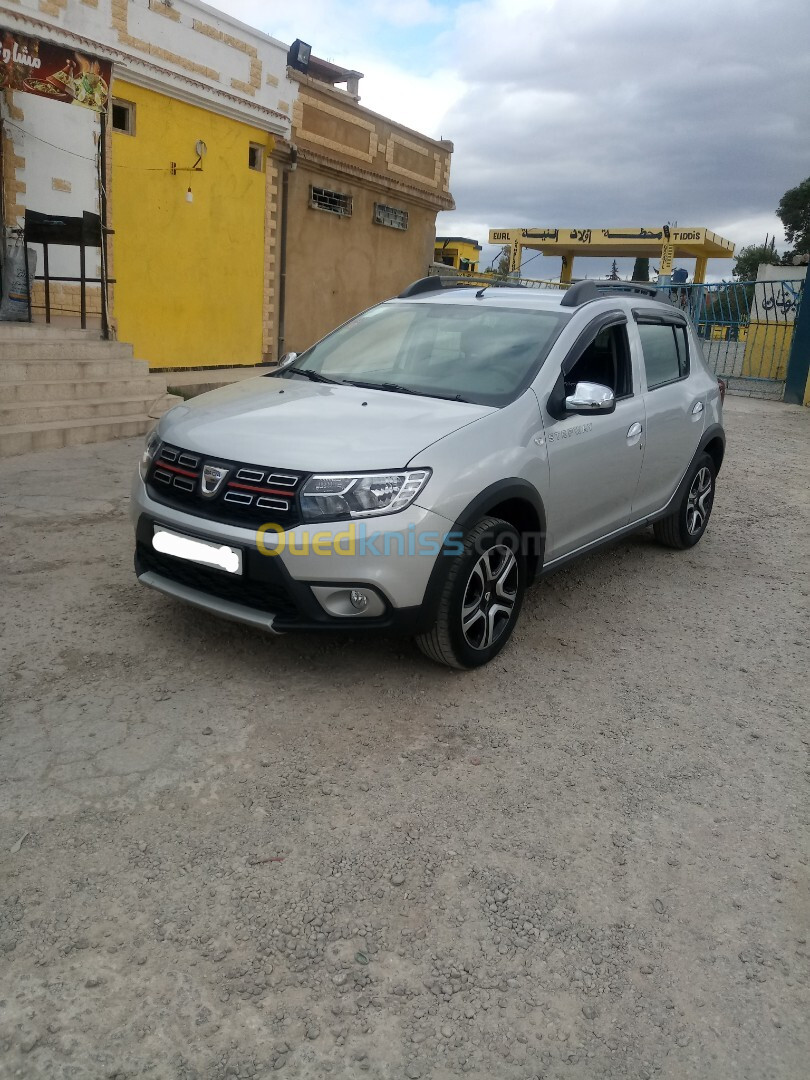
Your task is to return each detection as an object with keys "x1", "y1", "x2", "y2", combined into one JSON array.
[
  {"x1": 565, "y1": 324, "x2": 632, "y2": 398},
  {"x1": 674, "y1": 325, "x2": 689, "y2": 378},
  {"x1": 638, "y1": 322, "x2": 689, "y2": 389}
]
